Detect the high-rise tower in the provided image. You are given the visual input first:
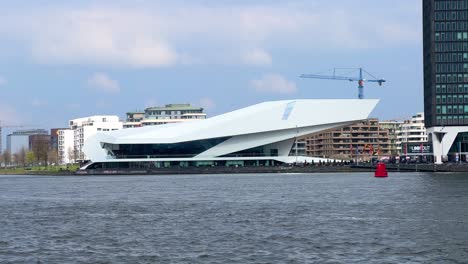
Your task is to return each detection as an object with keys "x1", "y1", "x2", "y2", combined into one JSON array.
[{"x1": 423, "y1": 0, "x2": 468, "y2": 163}]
